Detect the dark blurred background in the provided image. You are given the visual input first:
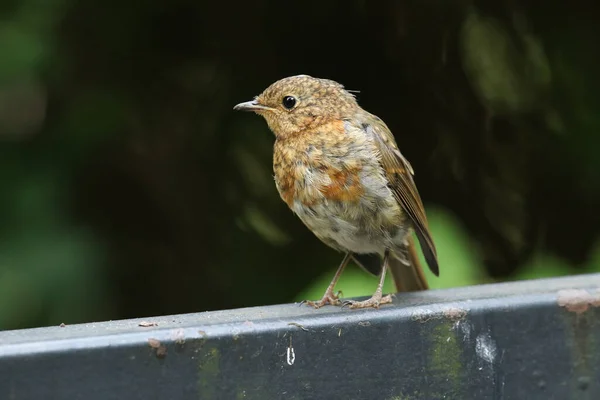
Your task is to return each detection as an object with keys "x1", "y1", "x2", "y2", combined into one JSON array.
[{"x1": 0, "y1": 0, "x2": 599, "y2": 330}]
